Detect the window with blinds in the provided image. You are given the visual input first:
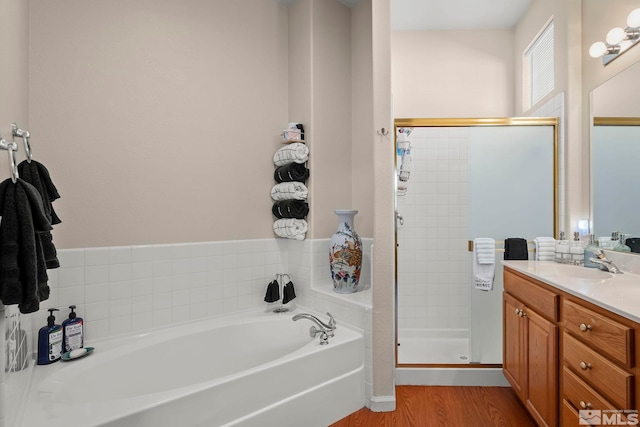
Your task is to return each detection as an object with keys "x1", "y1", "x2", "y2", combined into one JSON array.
[{"x1": 523, "y1": 20, "x2": 554, "y2": 110}]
